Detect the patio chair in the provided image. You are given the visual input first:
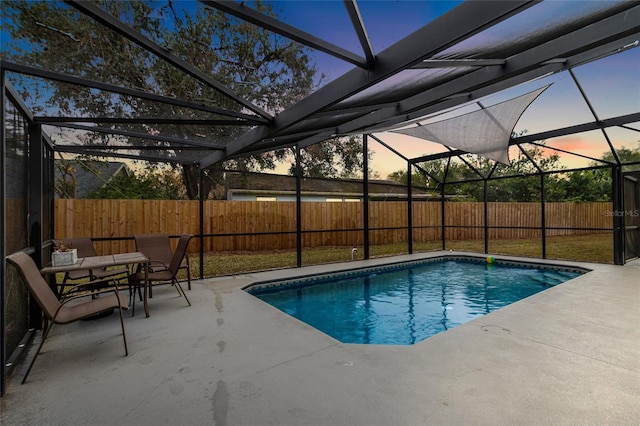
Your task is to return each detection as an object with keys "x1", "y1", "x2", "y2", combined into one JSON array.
[
  {"x1": 133, "y1": 233, "x2": 192, "y2": 290},
  {"x1": 59, "y1": 237, "x2": 129, "y2": 297},
  {"x1": 129, "y1": 234, "x2": 193, "y2": 311},
  {"x1": 6, "y1": 251, "x2": 129, "y2": 384}
]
